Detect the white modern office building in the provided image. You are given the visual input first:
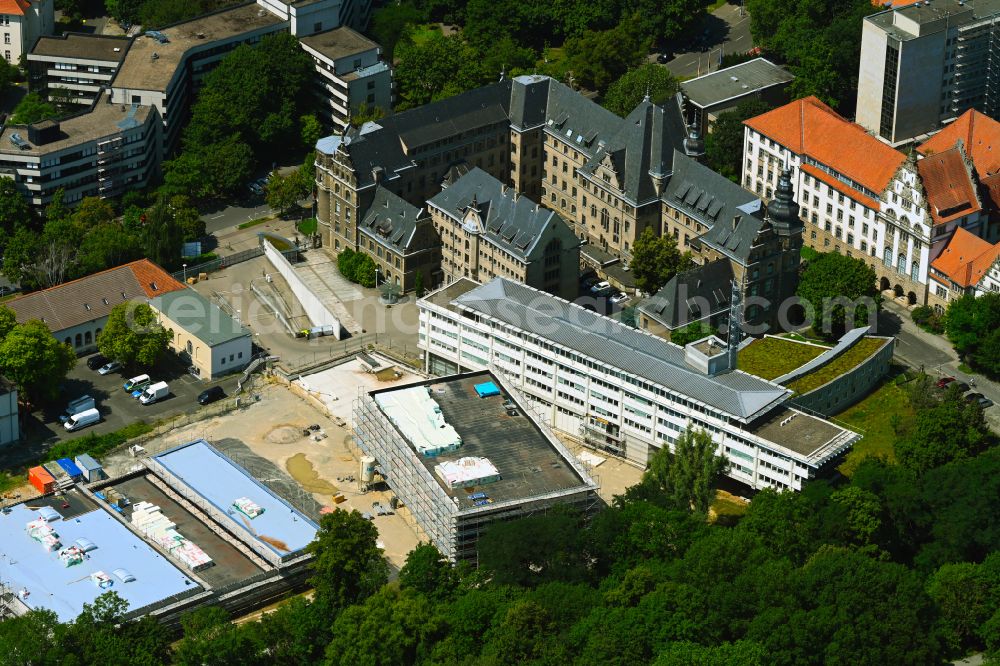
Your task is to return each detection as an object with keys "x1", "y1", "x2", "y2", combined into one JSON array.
[{"x1": 417, "y1": 278, "x2": 861, "y2": 492}]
